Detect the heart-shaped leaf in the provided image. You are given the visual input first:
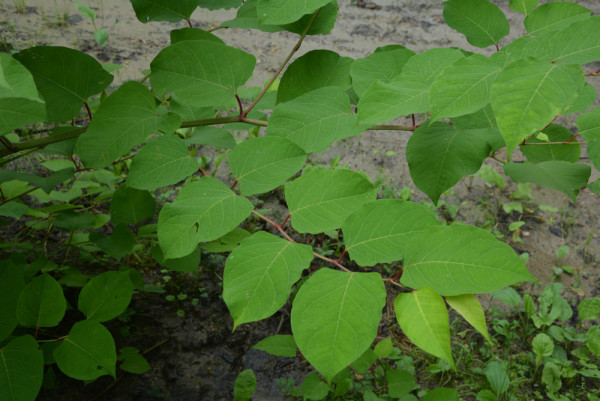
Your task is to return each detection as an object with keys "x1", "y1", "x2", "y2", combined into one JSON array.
[
  {"x1": 524, "y1": 2, "x2": 592, "y2": 36},
  {"x1": 443, "y1": 0, "x2": 509, "y2": 48},
  {"x1": 78, "y1": 271, "x2": 133, "y2": 322},
  {"x1": 0, "y1": 335, "x2": 43, "y2": 401},
  {"x1": 17, "y1": 273, "x2": 66, "y2": 328},
  {"x1": 350, "y1": 47, "x2": 415, "y2": 97}
]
